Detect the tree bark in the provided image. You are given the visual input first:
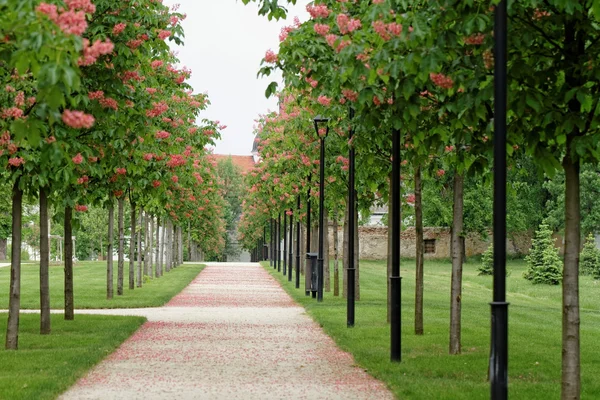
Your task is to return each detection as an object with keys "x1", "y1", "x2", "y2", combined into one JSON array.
[
  {"x1": 150, "y1": 214, "x2": 154, "y2": 278},
  {"x1": 562, "y1": 143, "x2": 580, "y2": 399},
  {"x1": 178, "y1": 226, "x2": 183, "y2": 266},
  {"x1": 117, "y1": 197, "x2": 124, "y2": 295},
  {"x1": 157, "y1": 217, "x2": 163, "y2": 276},
  {"x1": 160, "y1": 219, "x2": 165, "y2": 275},
  {"x1": 449, "y1": 172, "x2": 464, "y2": 355},
  {"x1": 415, "y1": 165, "x2": 424, "y2": 335},
  {"x1": 187, "y1": 222, "x2": 191, "y2": 262},
  {"x1": 0, "y1": 238, "x2": 7, "y2": 260},
  {"x1": 143, "y1": 211, "x2": 149, "y2": 277},
  {"x1": 64, "y1": 206, "x2": 74, "y2": 320},
  {"x1": 39, "y1": 188, "x2": 50, "y2": 334},
  {"x1": 333, "y1": 208, "x2": 339, "y2": 297},
  {"x1": 137, "y1": 210, "x2": 142, "y2": 287},
  {"x1": 107, "y1": 205, "x2": 114, "y2": 299},
  {"x1": 129, "y1": 203, "x2": 136, "y2": 290},
  {"x1": 5, "y1": 182, "x2": 23, "y2": 349}
]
